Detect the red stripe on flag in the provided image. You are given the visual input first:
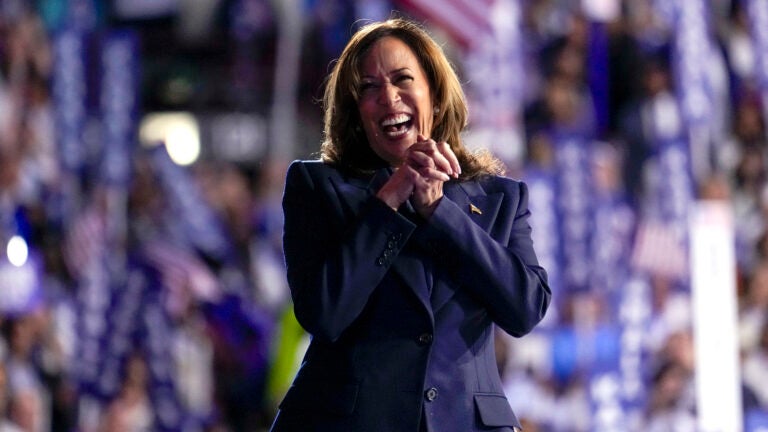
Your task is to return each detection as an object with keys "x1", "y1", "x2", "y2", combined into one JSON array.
[
  {"x1": 142, "y1": 241, "x2": 220, "y2": 303},
  {"x1": 63, "y1": 207, "x2": 106, "y2": 279},
  {"x1": 630, "y1": 220, "x2": 687, "y2": 278},
  {"x1": 396, "y1": 0, "x2": 495, "y2": 49}
]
